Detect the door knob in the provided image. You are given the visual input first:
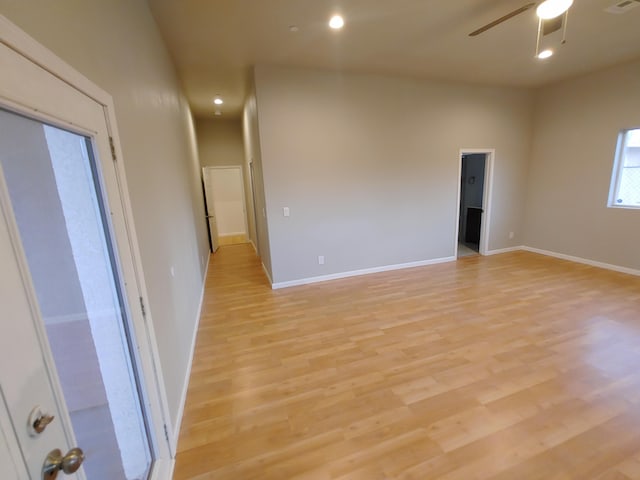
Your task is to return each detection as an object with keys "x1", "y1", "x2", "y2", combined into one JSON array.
[{"x1": 42, "y1": 447, "x2": 85, "y2": 480}]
